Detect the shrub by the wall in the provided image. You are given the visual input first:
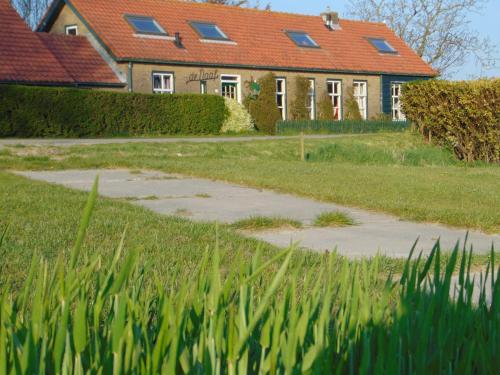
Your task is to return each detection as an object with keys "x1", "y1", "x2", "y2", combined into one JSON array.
[
  {"x1": 402, "y1": 79, "x2": 500, "y2": 163},
  {"x1": 344, "y1": 86, "x2": 362, "y2": 120},
  {"x1": 317, "y1": 92, "x2": 334, "y2": 120},
  {"x1": 0, "y1": 85, "x2": 228, "y2": 137},
  {"x1": 245, "y1": 73, "x2": 282, "y2": 134},
  {"x1": 221, "y1": 98, "x2": 255, "y2": 133},
  {"x1": 290, "y1": 76, "x2": 310, "y2": 120}
]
